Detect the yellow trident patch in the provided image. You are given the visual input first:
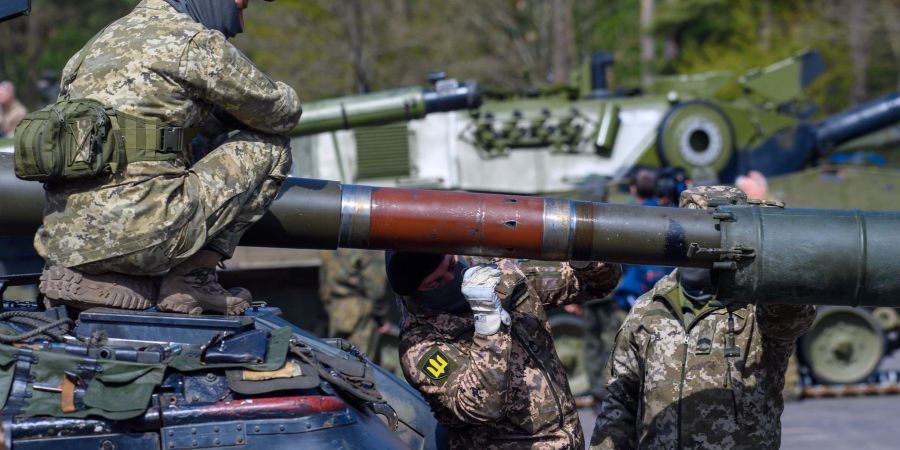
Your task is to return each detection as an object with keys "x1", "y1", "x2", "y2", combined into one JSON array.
[{"x1": 417, "y1": 347, "x2": 457, "y2": 383}]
